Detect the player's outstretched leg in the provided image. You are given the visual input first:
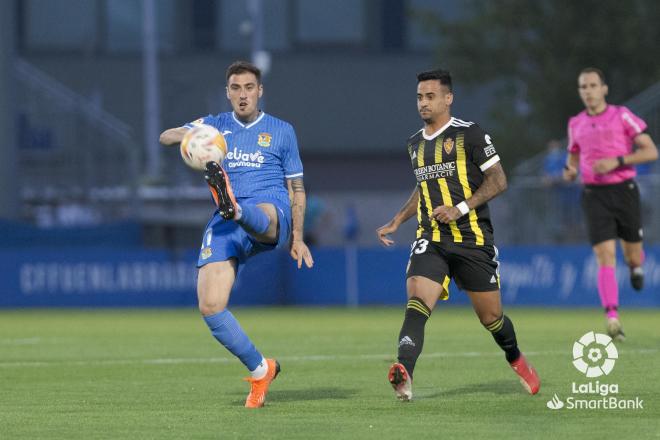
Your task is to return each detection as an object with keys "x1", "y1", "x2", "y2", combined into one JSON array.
[
  {"x1": 484, "y1": 314, "x2": 540, "y2": 395},
  {"x1": 389, "y1": 297, "x2": 431, "y2": 401},
  {"x1": 203, "y1": 310, "x2": 280, "y2": 407},
  {"x1": 199, "y1": 261, "x2": 279, "y2": 408},
  {"x1": 204, "y1": 162, "x2": 272, "y2": 236}
]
